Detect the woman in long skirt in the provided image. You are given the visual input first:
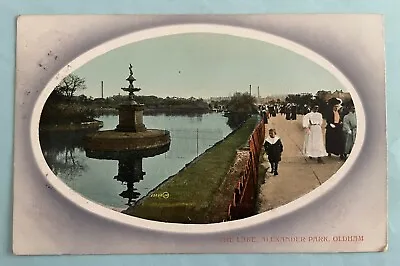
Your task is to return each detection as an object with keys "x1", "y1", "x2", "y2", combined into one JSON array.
[
  {"x1": 325, "y1": 98, "x2": 345, "y2": 160},
  {"x1": 285, "y1": 104, "x2": 291, "y2": 120}
]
